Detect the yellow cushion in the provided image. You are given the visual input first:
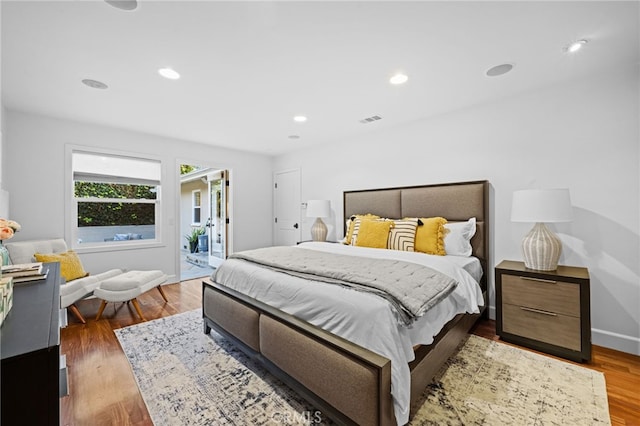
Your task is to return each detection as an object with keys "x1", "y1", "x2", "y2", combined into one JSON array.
[
  {"x1": 345, "y1": 214, "x2": 380, "y2": 245},
  {"x1": 34, "y1": 250, "x2": 89, "y2": 282},
  {"x1": 355, "y1": 220, "x2": 394, "y2": 249},
  {"x1": 414, "y1": 217, "x2": 448, "y2": 255}
]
